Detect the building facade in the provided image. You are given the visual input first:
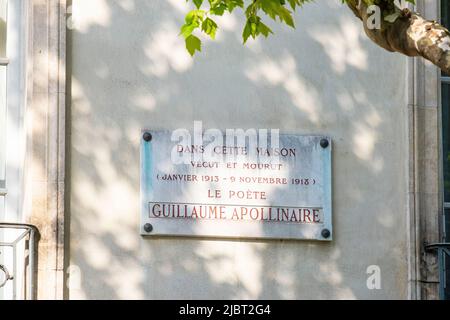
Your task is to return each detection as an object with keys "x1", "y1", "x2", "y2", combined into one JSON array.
[{"x1": 0, "y1": 0, "x2": 449, "y2": 300}]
